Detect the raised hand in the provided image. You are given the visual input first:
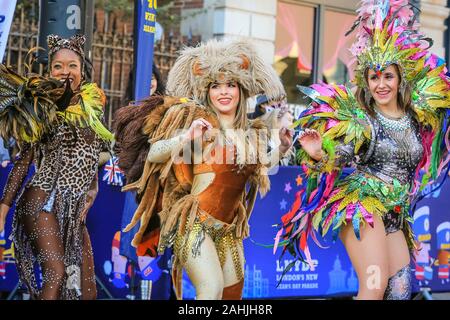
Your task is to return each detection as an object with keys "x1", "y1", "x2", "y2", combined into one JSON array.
[
  {"x1": 298, "y1": 128, "x2": 324, "y2": 161},
  {"x1": 184, "y1": 118, "x2": 213, "y2": 141}
]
